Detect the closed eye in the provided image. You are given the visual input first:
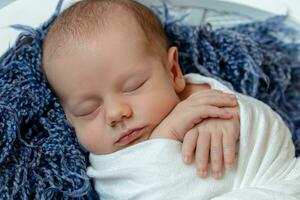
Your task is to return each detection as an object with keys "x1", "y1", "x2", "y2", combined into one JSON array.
[
  {"x1": 124, "y1": 79, "x2": 147, "y2": 93},
  {"x1": 77, "y1": 105, "x2": 101, "y2": 118}
]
